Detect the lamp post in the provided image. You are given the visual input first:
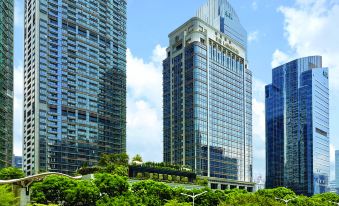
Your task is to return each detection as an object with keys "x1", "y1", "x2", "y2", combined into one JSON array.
[
  {"x1": 275, "y1": 197, "x2": 297, "y2": 206},
  {"x1": 180, "y1": 191, "x2": 207, "y2": 206}
]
